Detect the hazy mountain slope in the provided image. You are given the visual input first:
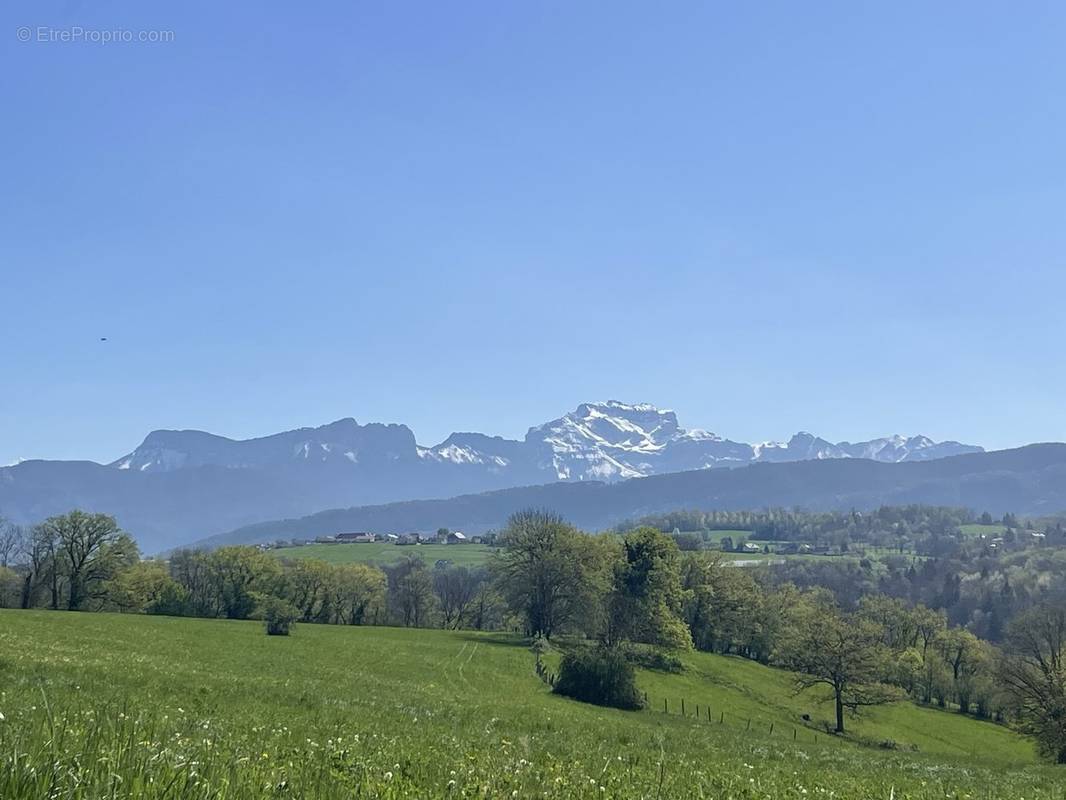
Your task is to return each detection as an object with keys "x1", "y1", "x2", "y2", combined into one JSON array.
[{"x1": 190, "y1": 444, "x2": 1066, "y2": 550}]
